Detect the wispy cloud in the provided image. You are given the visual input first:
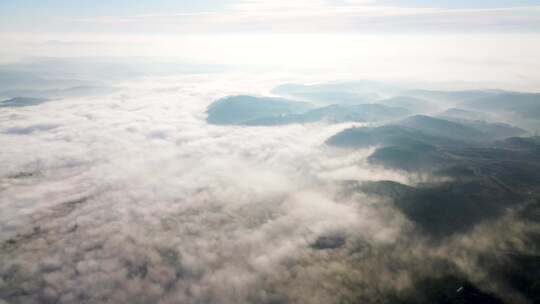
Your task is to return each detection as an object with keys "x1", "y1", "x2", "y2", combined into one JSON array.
[{"x1": 62, "y1": 1, "x2": 540, "y2": 34}]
